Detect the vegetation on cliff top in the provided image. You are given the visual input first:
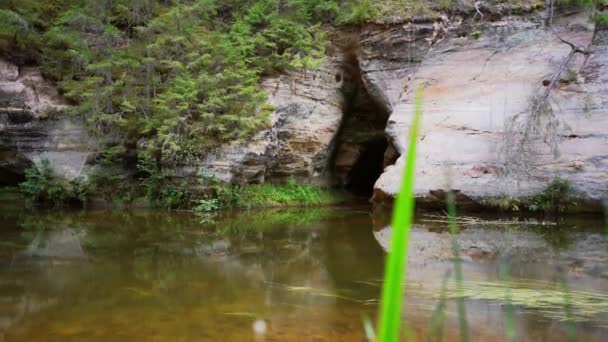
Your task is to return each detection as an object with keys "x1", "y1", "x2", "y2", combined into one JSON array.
[
  {"x1": 1, "y1": 0, "x2": 332, "y2": 165},
  {"x1": 2, "y1": 0, "x2": 482, "y2": 166},
  {"x1": 0, "y1": 0, "x2": 567, "y2": 168}
]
